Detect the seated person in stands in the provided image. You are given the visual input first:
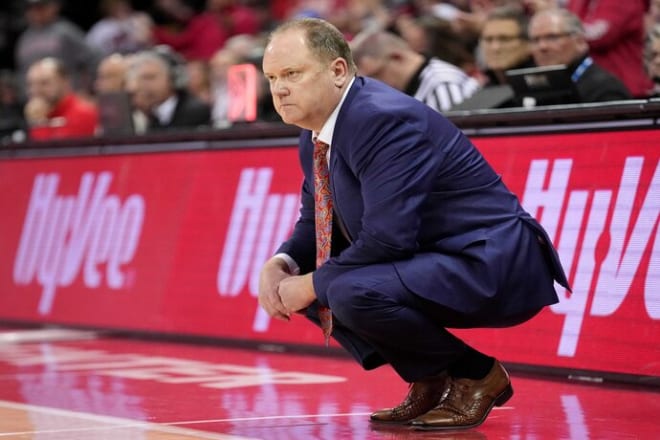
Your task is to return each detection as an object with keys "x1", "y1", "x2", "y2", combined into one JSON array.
[
  {"x1": 452, "y1": 5, "x2": 534, "y2": 109},
  {"x1": 130, "y1": 47, "x2": 211, "y2": 132},
  {"x1": 350, "y1": 29, "x2": 480, "y2": 112},
  {"x1": 645, "y1": 24, "x2": 660, "y2": 97},
  {"x1": 479, "y1": 6, "x2": 534, "y2": 87},
  {"x1": 94, "y1": 53, "x2": 127, "y2": 94},
  {"x1": 24, "y1": 57, "x2": 98, "y2": 140},
  {"x1": 528, "y1": 8, "x2": 632, "y2": 103}
]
